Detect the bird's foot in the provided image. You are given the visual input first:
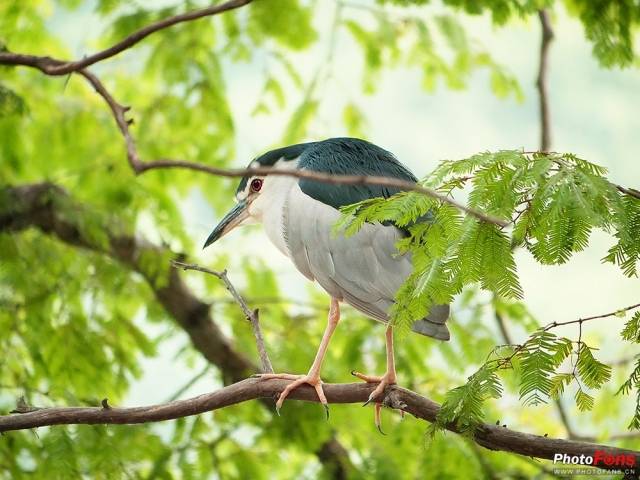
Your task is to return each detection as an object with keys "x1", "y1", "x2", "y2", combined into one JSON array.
[
  {"x1": 351, "y1": 370, "x2": 397, "y2": 405},
  {"x1": 351, "y1": 370, "x2": 398, "y2": 434},
  {"x1": 255, "y1": 373, "x2": 328, "y2": 418}
]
